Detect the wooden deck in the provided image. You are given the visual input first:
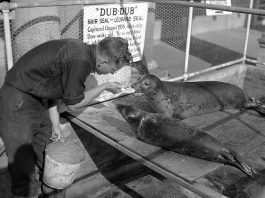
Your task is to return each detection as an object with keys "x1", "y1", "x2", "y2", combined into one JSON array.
[{"x1": 65, "y1": 93, "x2": 265, "y2": 198}]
